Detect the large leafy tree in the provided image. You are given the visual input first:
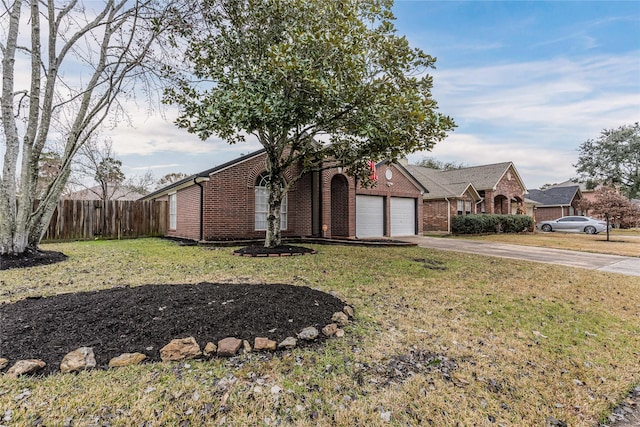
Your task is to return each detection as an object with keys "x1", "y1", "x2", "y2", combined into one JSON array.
[
  {"x1": 0, "y1": 1, "x2": 179, "y2": 257},
  {"x1": 416, "y1": 156, "x2": 465, "y2": 171},
  {"x1": 575, "y1": 123, "x2": 640, "y2": 199},
  {"x1": 165, "y1": 0, "x2": 455, "y2": 248}
]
